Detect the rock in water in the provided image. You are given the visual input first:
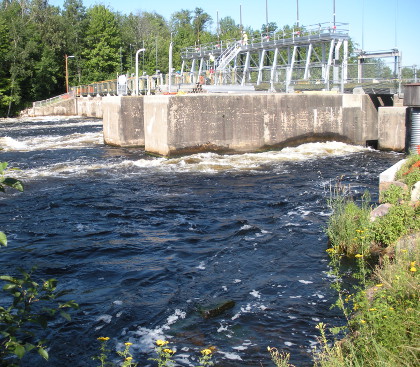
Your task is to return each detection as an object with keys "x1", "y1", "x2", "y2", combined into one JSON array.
[{"x1": 200, "y1": 300, "x2": 235, "y2": 319}]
